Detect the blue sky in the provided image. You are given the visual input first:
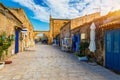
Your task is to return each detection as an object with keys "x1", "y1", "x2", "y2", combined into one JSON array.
[
  {"x1": 0, "y1": 0, "x2": 120, "y2": 31},
  {"x1": 0, "y1": 0, "x2": 50, "y2": 31}
]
